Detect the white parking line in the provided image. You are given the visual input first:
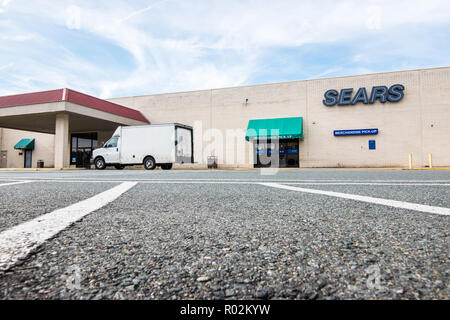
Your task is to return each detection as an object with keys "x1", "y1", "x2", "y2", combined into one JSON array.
[
  {"x1": 0, "y1": 181, "x2": 32, "y2": 187},
  {"x1": 0, "y1": 179, "x2": 448, "y2": 186},
  {"x1": 260, "y1": 183, "x2": 450, "y2": 216},
  {"x1": 286, "y1": 182, "x2": 450, "y2": 186},
  {"x1": 0, "y1": 181, "x2": 137, "y2": 271}
]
